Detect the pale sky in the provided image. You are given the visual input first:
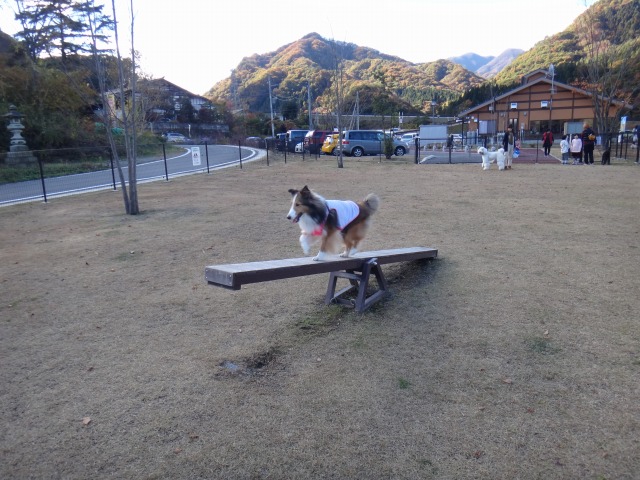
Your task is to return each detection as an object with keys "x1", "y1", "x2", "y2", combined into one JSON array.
[{"x1": 0, "y1": 0, "x2": 595, "y2": 95}]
